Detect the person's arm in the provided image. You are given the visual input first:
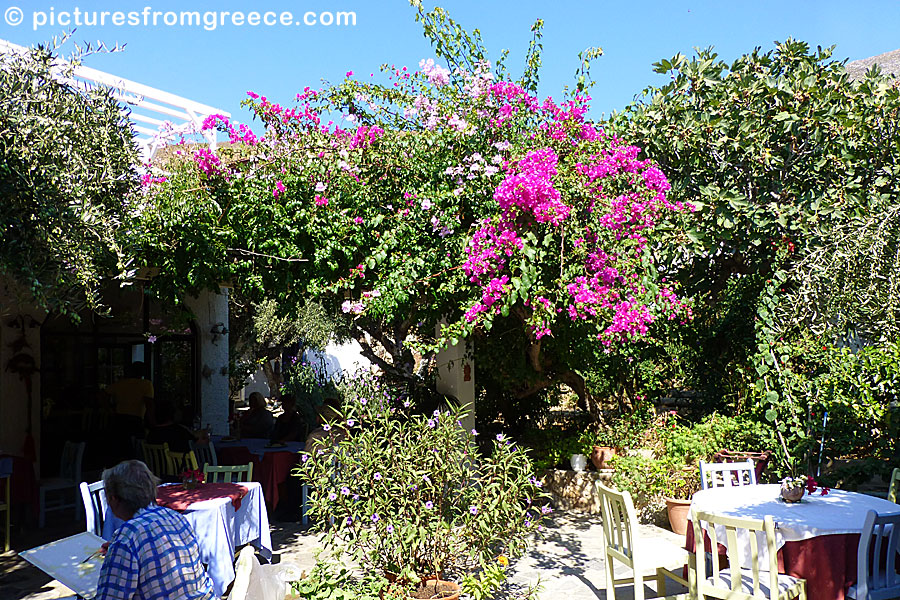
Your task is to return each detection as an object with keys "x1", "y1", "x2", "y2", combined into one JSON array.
[{"x1": 95, "y1": 537, "x2": 139, "y2": 600}]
